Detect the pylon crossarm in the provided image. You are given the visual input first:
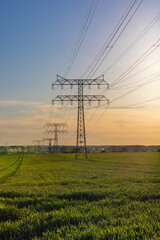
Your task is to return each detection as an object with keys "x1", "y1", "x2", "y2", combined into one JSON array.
[
  {"x1": 43, "y1": 121, "x2": 68, "y2": 153},
  {"x1": 52, "y1": 75, "x2": 77, "y2": 89},
  {"x1": 44, "y1": 122, "x2": 67, "y2": 128},
  {"x1": 52, "y1": 75, "x2": 109, "y2": 89},
  {"x1": 33, "y1": 139, "x2": 43, "y2": 143},
  {"x1": 52, "y1": 95, "x2": 109, "y2": 105},
  {"x1": 53, "y1": 79, "x2": 107, "y2": 86},
  {"x1": 83, "y1": 77, "x2": 108, "y2": 87},
  {"x1": 44, "y1": 137, "x2": 54, "y2": 140},
  {"x1": 44, "y1": 130, "x2": 67, "y2": 134}
]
